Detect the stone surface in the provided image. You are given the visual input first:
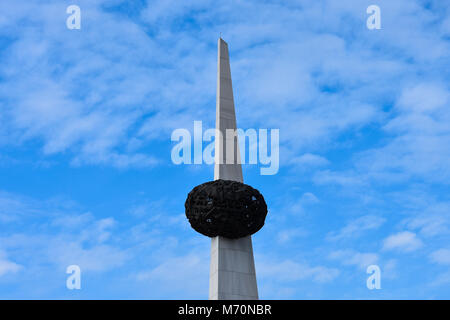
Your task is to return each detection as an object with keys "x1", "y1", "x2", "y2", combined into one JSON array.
[
  {"x1": 214, "y1": 38, "x2": 243, "y2": 183},
  {"x1": 209, "y1": 38, "x2": 259, "y2": 300},
  {"x1": 209, "y1": 236, "x2": 258, "y2": 300}
]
